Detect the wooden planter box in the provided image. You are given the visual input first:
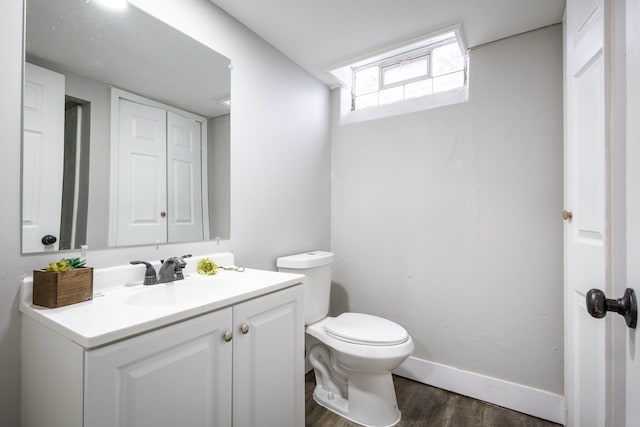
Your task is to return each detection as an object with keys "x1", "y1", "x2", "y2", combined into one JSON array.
[{"x1": 32, "y1": 267, "x2": 94, "y2": 308}]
